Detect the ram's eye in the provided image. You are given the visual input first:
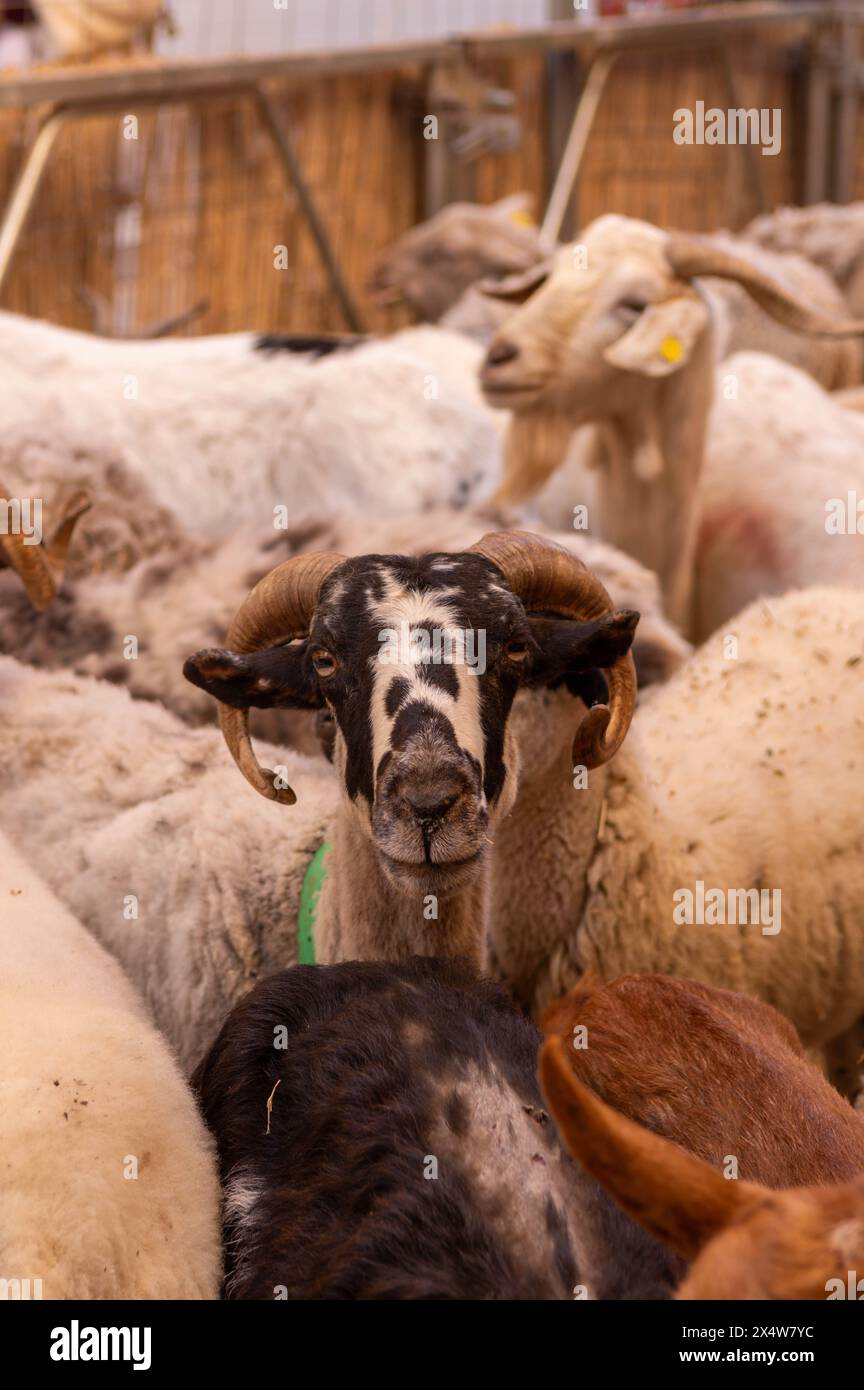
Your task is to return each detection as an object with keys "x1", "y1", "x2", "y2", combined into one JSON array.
[
  {"x1": 312, "y1": 648, "x2": 338, "y2": 678},
  {"x1": 504, "y1": 639, "x2": 530, "y2": 664},
  {"x1": 618, "y1": 297, "x2": 647, "y2": 318}
]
